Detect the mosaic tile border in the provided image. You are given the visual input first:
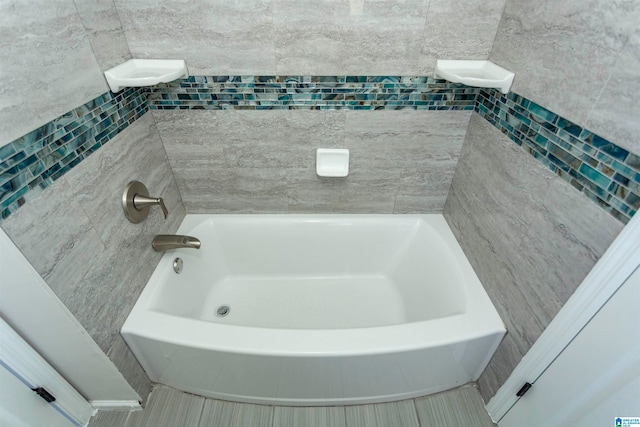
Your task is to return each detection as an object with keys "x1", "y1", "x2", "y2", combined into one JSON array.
[
  {"x1": 147, "y1": 76, "x2": 479, "y2": 110},
  {"x1": 1, "y1": 75, "x2": 638, "y2": 224},
  {"x1": 476, "y1": 89, "x2": 639, "y2": 224},
  {"x1": 0, "y1": 87, "x2": 147, "y2": 220}
]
